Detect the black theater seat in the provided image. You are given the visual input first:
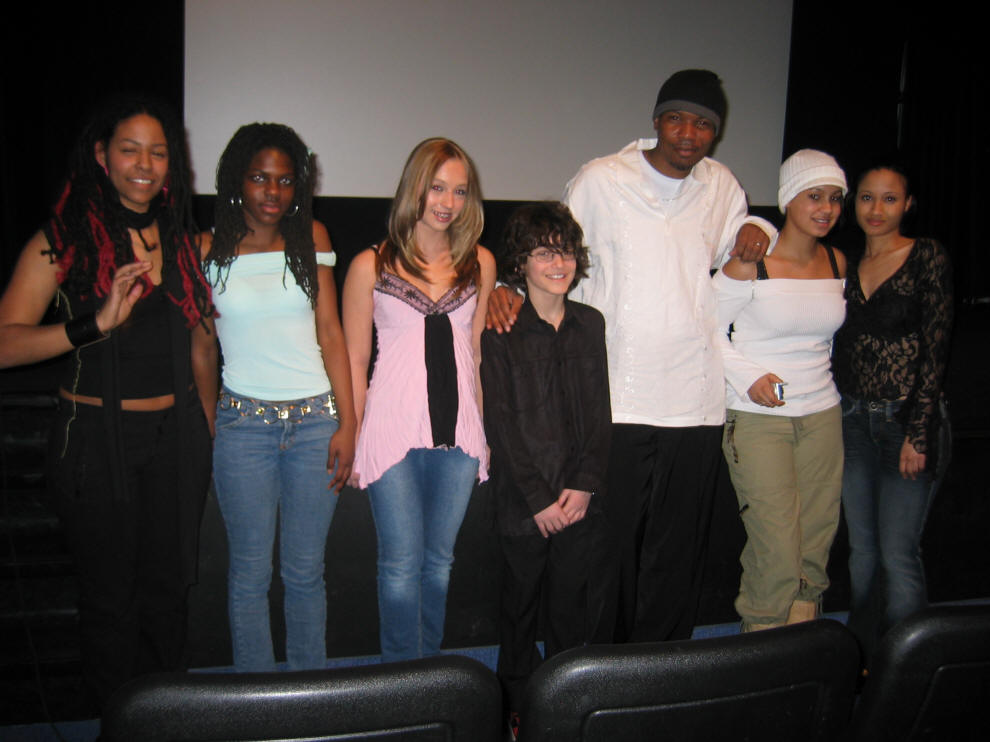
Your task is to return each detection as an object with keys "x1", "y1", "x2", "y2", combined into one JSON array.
[
  {"x1": 521, "y1": 619, "x2": 859, "y2": 742},
  {"x1": 845, "y1": 604, "x2": 990, "y2": 742},
  {"x1": 101, "y1": 654, "x2": 502, "y2": 741}
]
